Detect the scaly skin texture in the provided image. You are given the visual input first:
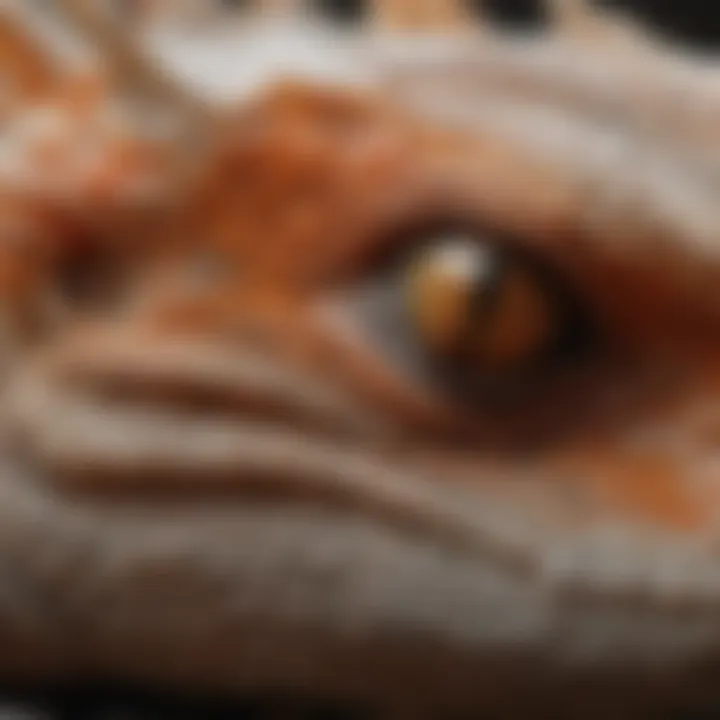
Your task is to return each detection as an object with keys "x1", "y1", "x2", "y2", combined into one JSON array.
[{"x1": 4, "y1": 2, "x2": 720, "y2": 717}]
